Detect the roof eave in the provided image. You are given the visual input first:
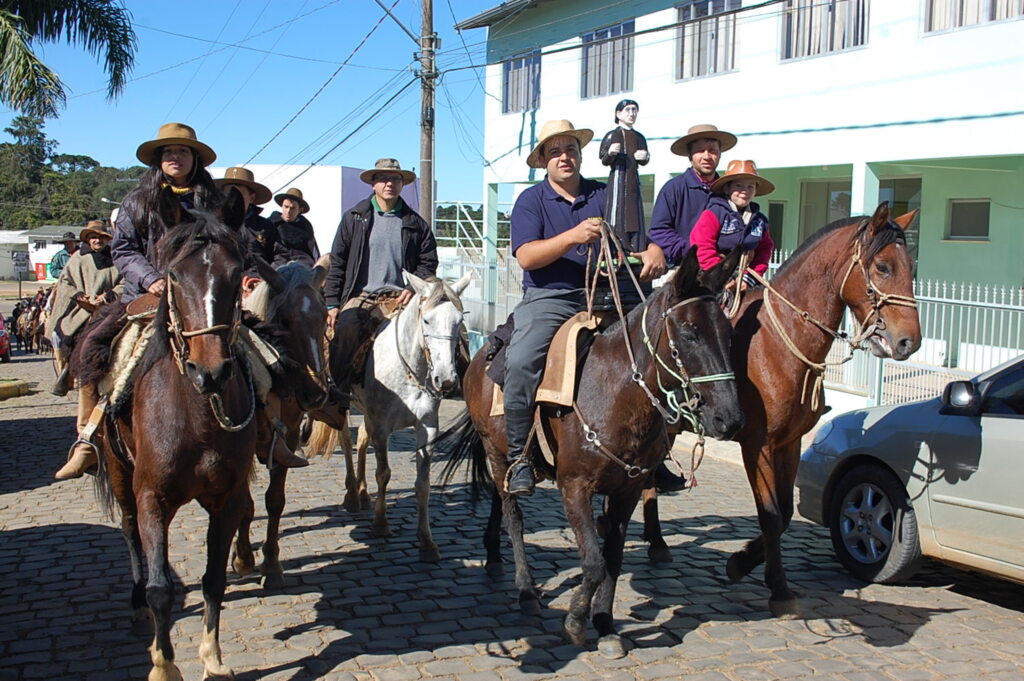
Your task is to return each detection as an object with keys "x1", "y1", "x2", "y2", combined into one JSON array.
[{"x1": 454, "y1": 0, "x2": 533, "y2": 31}]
